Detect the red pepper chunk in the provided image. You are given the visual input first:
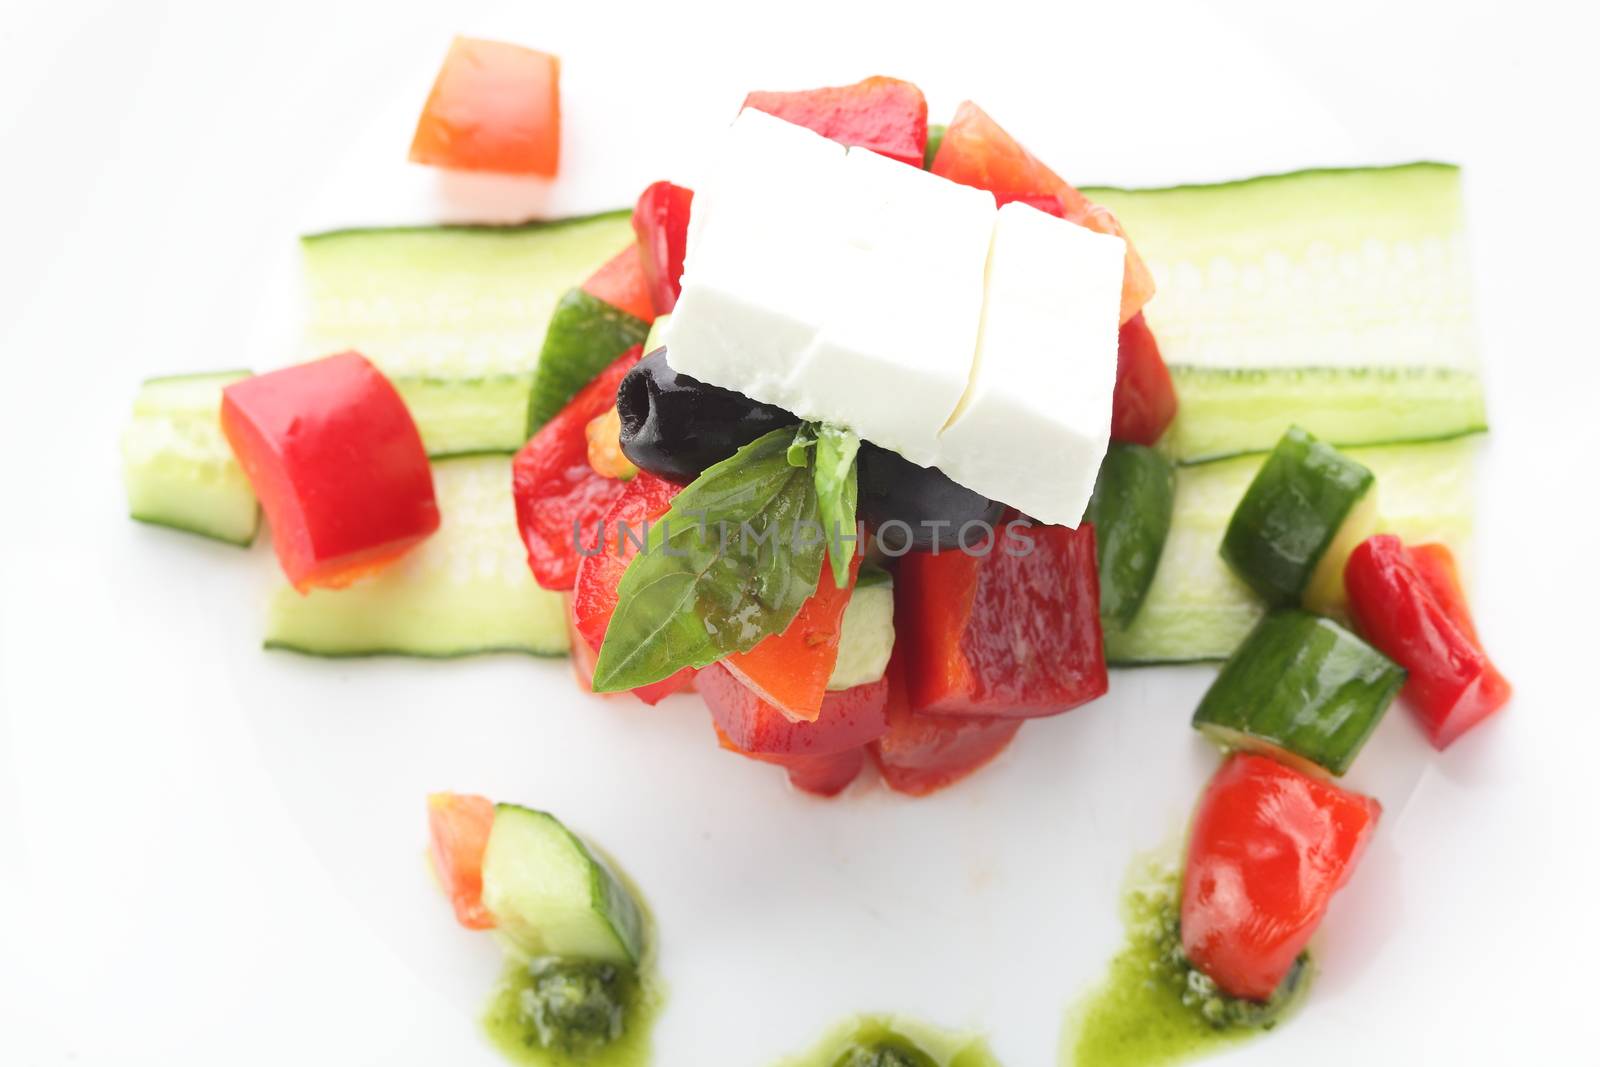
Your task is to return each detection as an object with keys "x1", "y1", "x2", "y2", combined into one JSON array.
[
  {"x1": 426, "y1": 792, "x2": 496, "y2": 930},
  {"x1": 408, "y1": 37, "x2": 560, "y2": 176},
  {"x1": 632, "y1": 181, "x2": 694, "y2": 315},
  {"x1": 896, "y1": 522, "x2": 1107, "y2": 718},
  {"x1": 743, "y1": 76, "x2": 929, "y2": 167},
  {"x1": 870, "y1": 651, "x2": 1022, "y2": 796},
  {"x1": 221, "y1": 352, "x2": 438, "y2": 592},
  {"x1": 712, "y1": 724, "x2": 868, "y2": 798},
  {"x1": 721, "y1": 554, "x2": 863, "y2": 722},
  {"x1": 581, "y1": 246, "x2": 656, "y2": 323},
  {"x1": 512, "y1": 348, "x2": 642, "y2": 592},
  {"x1": 1183, "y1": 754, "x2": 1381, "y2": 1001},
  {"x1": 699, "y1": 662, "x2": 890, "y2": 758},
  {"x1": 569, "y1": 471, "x2": 696, "y2": 705},
  {"x1": 930, "y1": 101, "x2": 1154, "y2": 323},
  {"x1": 1111, "y1": 313, "x2": 1179, "y2": 446},
  {"x1": 1344, "y1": 535, "x2": 1512, "y2": 749}
]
